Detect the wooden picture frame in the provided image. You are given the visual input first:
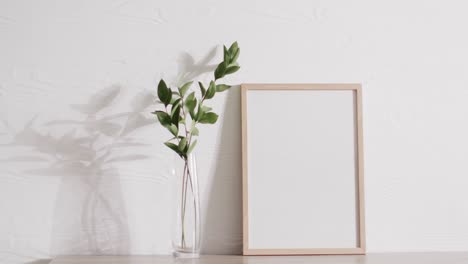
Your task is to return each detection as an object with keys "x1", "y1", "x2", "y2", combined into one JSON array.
[{"x1": 241, "y1": 84, "x2": 365, "y2": 255}]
